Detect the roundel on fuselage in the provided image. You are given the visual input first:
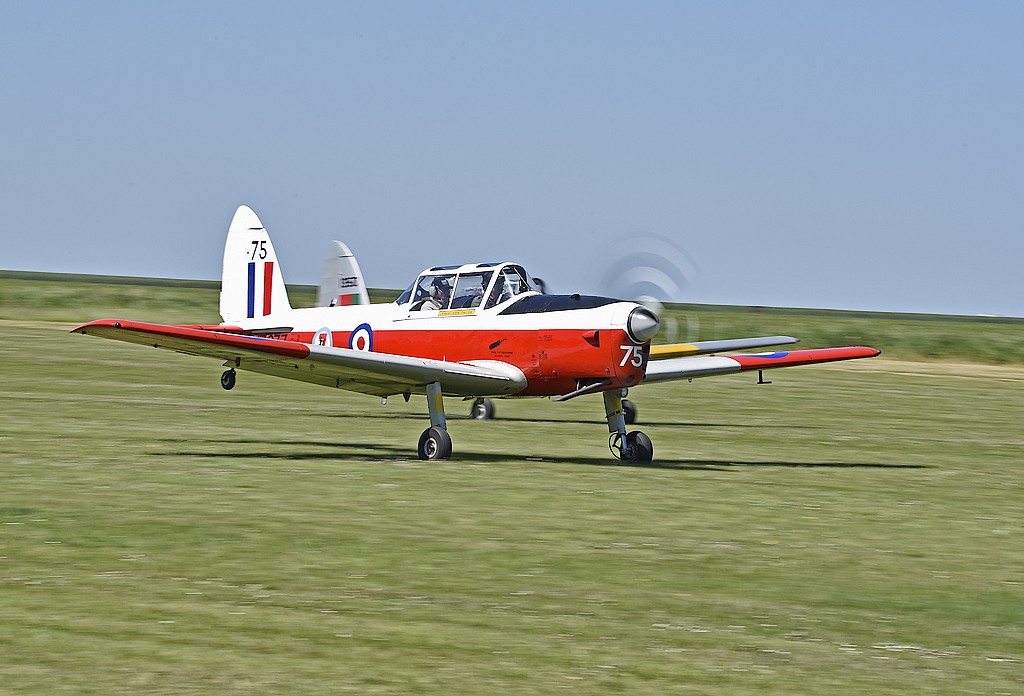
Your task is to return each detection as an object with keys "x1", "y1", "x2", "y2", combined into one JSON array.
[
  {"x1": 349, "y1": 323, "x2": 374, "y2": 352},
  {"x1": 312, "y1": 327, "x2": 333, "y2": 348}
]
